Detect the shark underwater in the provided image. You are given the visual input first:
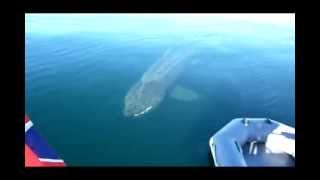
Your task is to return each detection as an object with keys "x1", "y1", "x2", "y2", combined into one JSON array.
[{"x1": 123, "y1": 40, "x2": 203, "y2": 117}]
